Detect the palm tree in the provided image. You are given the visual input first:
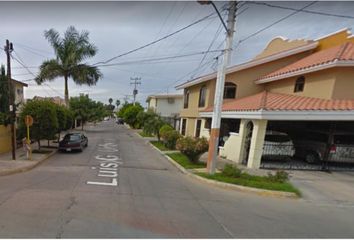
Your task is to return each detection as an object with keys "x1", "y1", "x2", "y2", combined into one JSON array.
[
  {"x1": 115, "y1": 99, "x2": 120, "y2": 108},
  {"x1": 35, "y1": 26, "x2": 102, "y2": 106},
  {"x1": 108, "y1": 98, "x2": 113, "y2": 106}
]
